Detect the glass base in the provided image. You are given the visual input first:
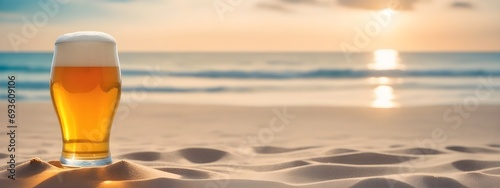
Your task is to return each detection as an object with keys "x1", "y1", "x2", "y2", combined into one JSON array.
[{"x1": 60, "y1": 156, "x2": 112, "y2": 167}]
